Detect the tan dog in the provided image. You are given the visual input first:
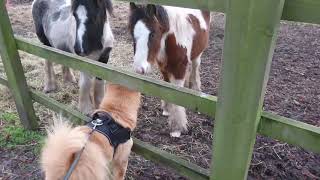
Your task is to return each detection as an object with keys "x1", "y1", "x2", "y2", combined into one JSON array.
[{"x1": 41, "y1": 84, "x2": 141, "y2": 180}]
